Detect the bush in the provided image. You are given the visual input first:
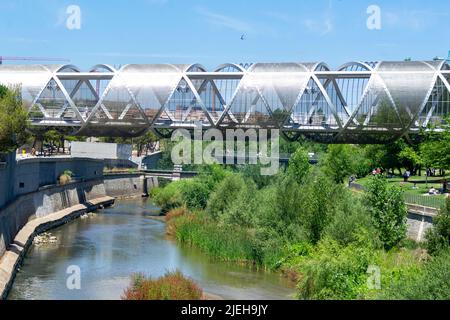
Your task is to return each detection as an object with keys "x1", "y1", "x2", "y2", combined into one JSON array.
[
  {"x1": 324, "y1": 191, "x2": 377, "y2": 246},
  {"x1": 180, "y1": 180, "x2": 210, "y2": 210},
  {"x1": 378, "y1": 249, "x2": 450, "y2": 300},
  {"x1": 122, "y1": 271, "x2": 203, "y2": 300},
  {"x1": 425, "y1": 197, "x2": 450, "y2": 255},
  {"x1": 365, "y1": 175, "x2": 407, "y2": 250},
  {"x1": 206, "y1": 174, "x2": 249, "y2": 220},
  {"x1": 152, "y1": 181, "x2": 184, "y2": 212},
  {"x1": 296, "y1": 237, "x2": 376, "y2": 300},
  {"x1": 59, "y1": 173, "x2": 72, "y2": 185}
]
